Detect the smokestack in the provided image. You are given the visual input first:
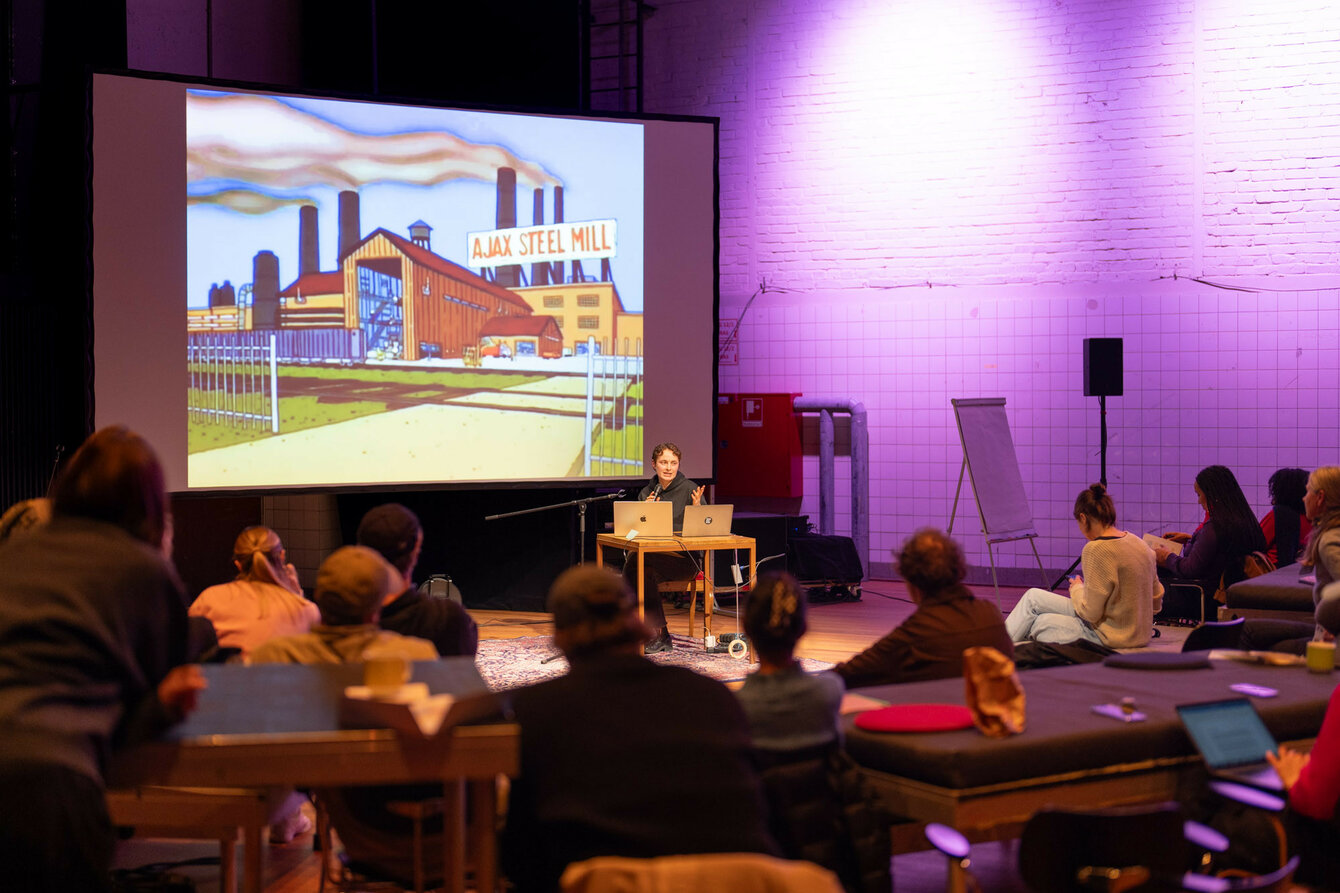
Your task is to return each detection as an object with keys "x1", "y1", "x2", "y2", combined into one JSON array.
[
  {"x1": 495, "y1": 168, "x2": 519, "y2": 287},
  {"x1": 299, "y1": 205, "x2": 319, "y2": 275},
  {"x1": 531, "y1": 188, "x2": 547, "y2": 286},
  {"x1": 551, "y1": 186, "x2": 566, "y2": 285},
  {"x1": 409, "y1": 220, "x2": 432, "y2": 251},
  {"x1": 338, "y1": 191, "x2": 361, "y2": 261},
  {"x1": 251, "y1": 251, "x2": 280, "y2": 329}
]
